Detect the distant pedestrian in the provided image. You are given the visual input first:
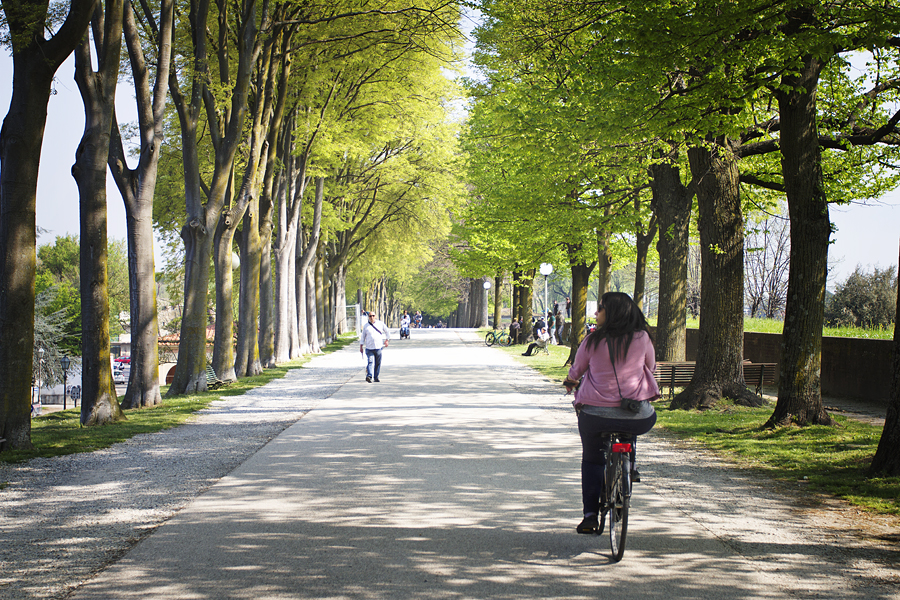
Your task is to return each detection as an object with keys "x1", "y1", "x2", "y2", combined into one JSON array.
[
  {"x1": 565, "y1": 296, "x2": 571, "y2": 318},
  {"x1": 510, "y1": 318, "x2": 522, "y2": 345},
  {"x1": 360, "y1": 311, "x2": 390, "y2": 383}
]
